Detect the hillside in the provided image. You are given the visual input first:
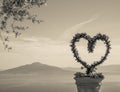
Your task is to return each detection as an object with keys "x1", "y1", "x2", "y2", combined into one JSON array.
[
  {"x1": 1, "y1": 63, "x2": 120, "y2": 75},
  {"x1": 65, "y1": 65, "x2": 120, "y2": 75},
  {"x1": 0, "y1": 62, "x2": 72, "y2": 75}
]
